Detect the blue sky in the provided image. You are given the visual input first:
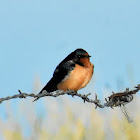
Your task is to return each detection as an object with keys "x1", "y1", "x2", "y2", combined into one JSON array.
[{"x1": 0, "y1": 0, "x2": 140, "y2": 102}]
